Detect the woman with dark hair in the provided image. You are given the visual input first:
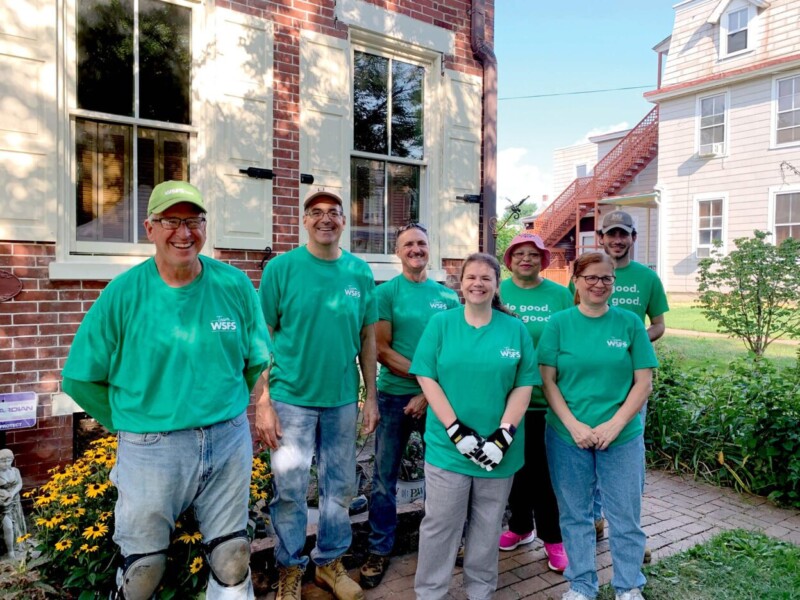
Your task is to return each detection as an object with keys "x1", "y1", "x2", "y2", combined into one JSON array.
[
  {"x1": 411, "y1": 253, "x2": 539, "y2": 600},
  {"x1": 538, "y1": 252, "x2": 658, "y2": 600}
]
